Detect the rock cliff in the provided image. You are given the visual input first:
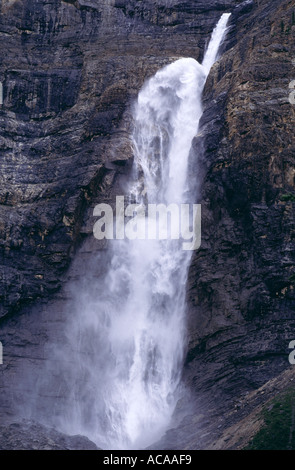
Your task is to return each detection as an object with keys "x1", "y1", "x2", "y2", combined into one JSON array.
[
  {"x1": 0, "y1": 0, "x2": 241, "y2": 319},
  {"x1": 0, "y1": 0, "x2": 294, "y2": 450},
  {"x1": 183, "y1": 0, "x2": 295, "y2": 448}
]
